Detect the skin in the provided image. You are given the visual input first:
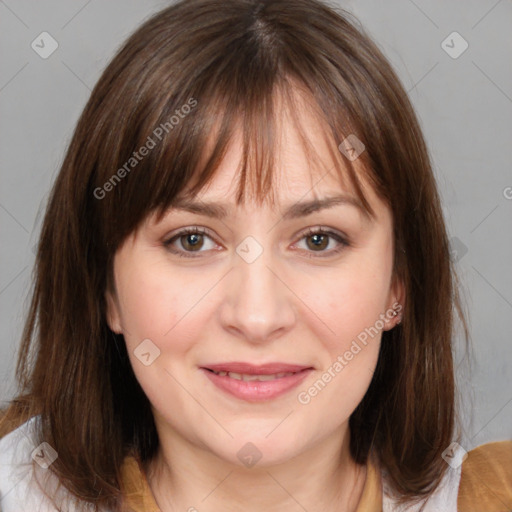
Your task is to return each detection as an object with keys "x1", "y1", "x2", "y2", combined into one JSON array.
[{"x1": 106, "y1": 93, "x2": 404, "y2": 512}]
